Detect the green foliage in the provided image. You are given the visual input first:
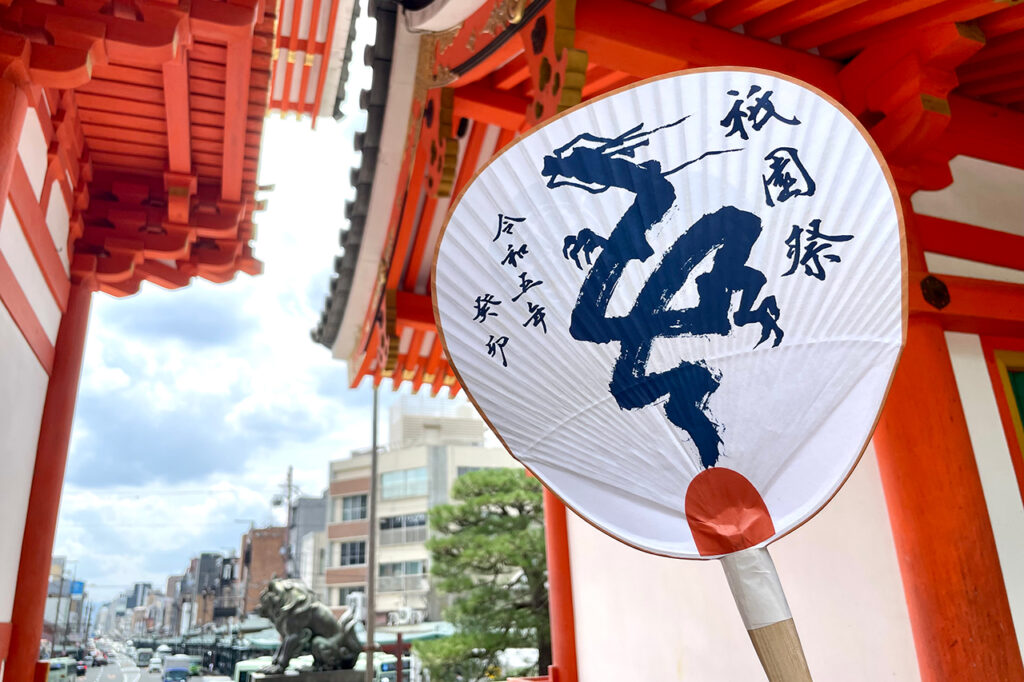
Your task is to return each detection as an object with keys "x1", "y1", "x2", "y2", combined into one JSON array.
[{"x1": 416, "y1": 468, "x2": 549, "y2": 681}]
